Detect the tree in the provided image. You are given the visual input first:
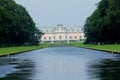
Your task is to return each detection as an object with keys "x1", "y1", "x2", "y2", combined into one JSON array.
[
  {"x1": 84, "y1": 0, "x2": 120, "y2": 44},
  {"x1": 0, "y1": 0, "x2": 42, "y2": 46}
]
